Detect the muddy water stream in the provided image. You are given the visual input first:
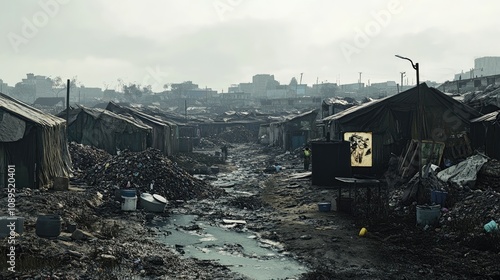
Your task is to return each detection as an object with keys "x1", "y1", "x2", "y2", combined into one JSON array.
[
  {"x1": 154, "y1": 148, "x2": 307, "y2": 279},
  {"x1": 152, "y1": 214, "x2": 307, "y2": 280}
]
